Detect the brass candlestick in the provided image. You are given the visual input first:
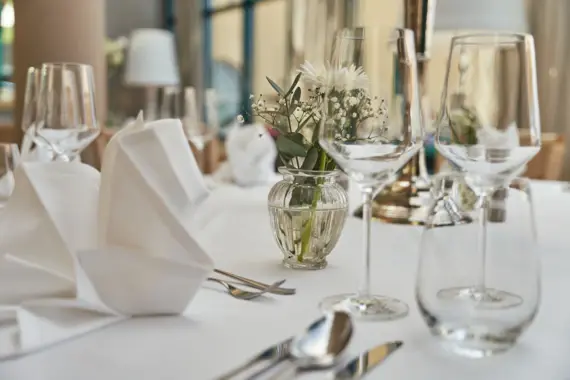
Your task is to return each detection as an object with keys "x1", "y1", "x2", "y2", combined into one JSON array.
[{"x1": 355, "y1": 0, "x2": 436, "y2": 224}]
